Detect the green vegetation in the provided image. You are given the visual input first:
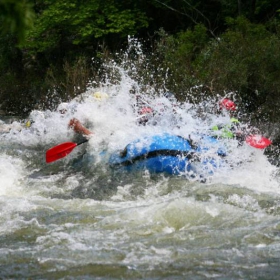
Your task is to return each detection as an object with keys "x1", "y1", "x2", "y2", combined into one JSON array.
[
  {"x1": 0, "y1": 0, "x2": 34, "y2": 44},
  {"x1": 157, "y1": 17, "x2": 280, "y2": 119},
  {"x1": 0, "y1": 0, "x2": 279, "y2": 121}
]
